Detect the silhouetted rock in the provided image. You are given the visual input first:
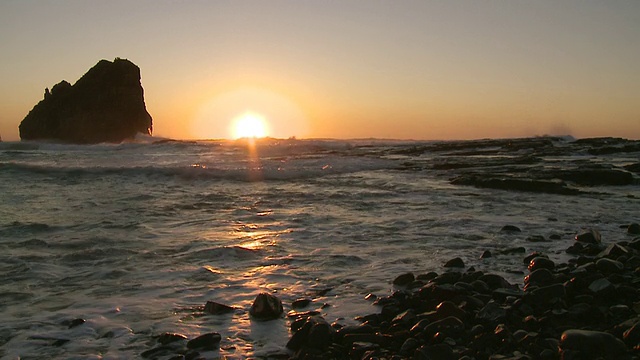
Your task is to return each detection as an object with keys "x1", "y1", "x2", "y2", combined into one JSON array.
[{"x1": 19, "y1": 58, "x2": 152, "y2": 144}]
